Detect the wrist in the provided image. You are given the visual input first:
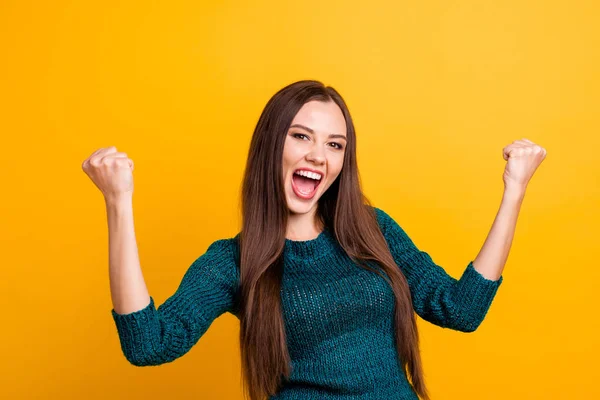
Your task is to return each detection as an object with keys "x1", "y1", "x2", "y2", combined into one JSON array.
[
  {"x1": 104, "y1": 193, "x2": 133, "y2": 208},
  {"x1": 503, "y1": 184, "x2": 526, "y2": 203}
]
